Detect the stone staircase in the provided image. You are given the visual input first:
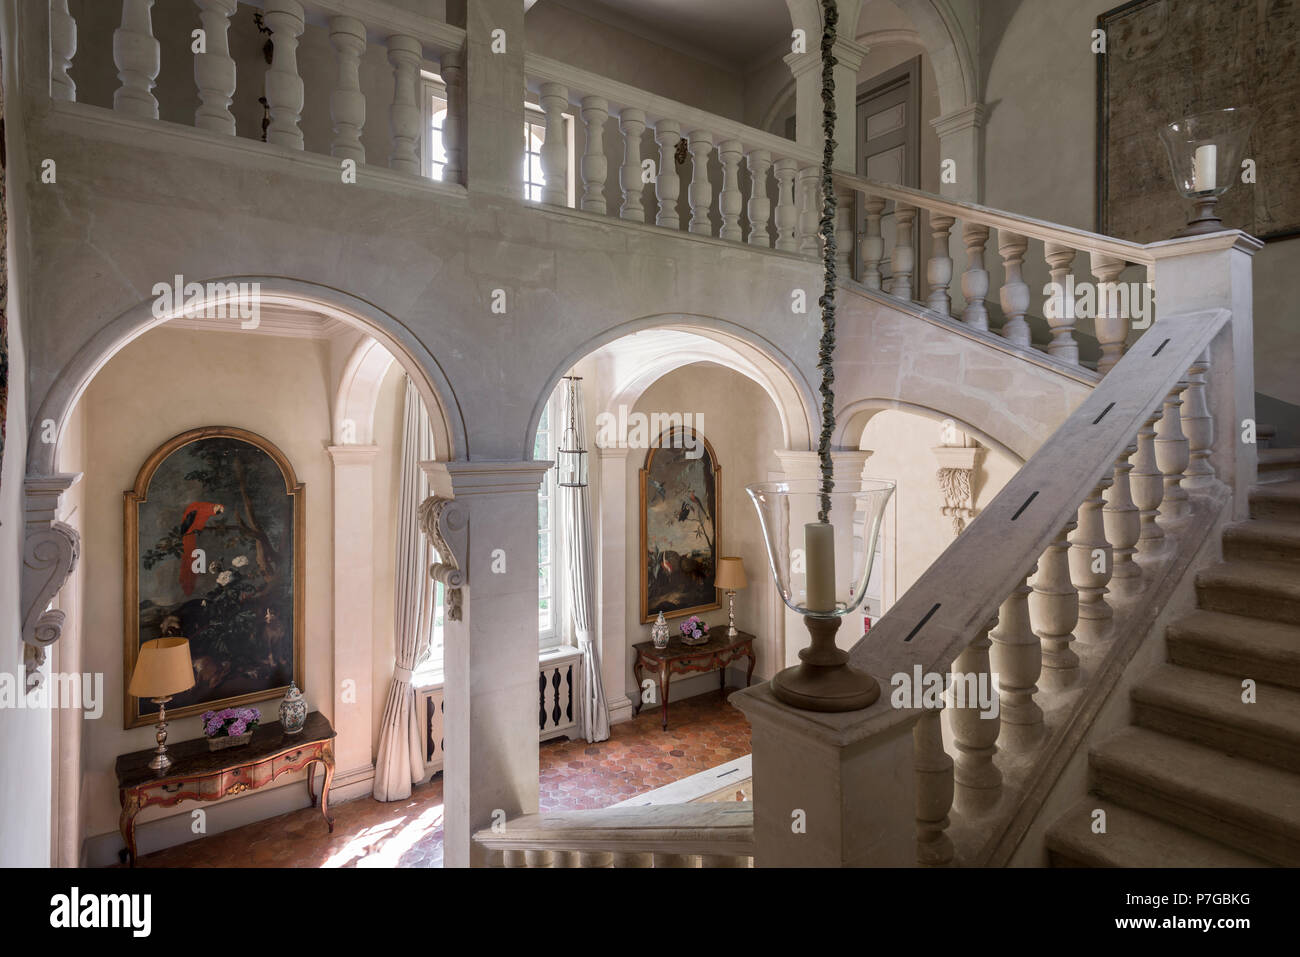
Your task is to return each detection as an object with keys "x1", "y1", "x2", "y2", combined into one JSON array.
[{"x1": 1047, "y1": 480, "x2": 1300, "y2": 867}]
